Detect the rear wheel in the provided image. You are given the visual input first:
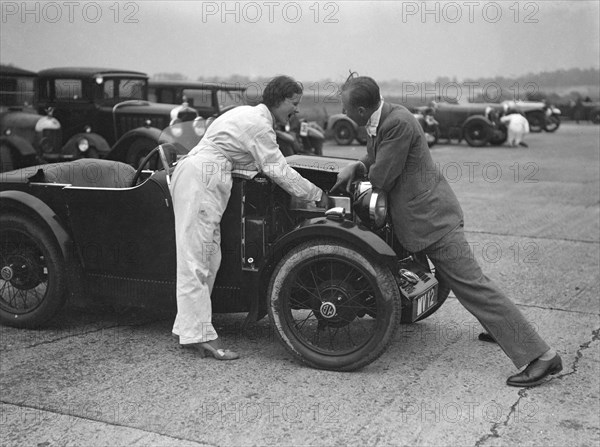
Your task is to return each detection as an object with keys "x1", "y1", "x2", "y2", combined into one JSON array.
[
  {"x1": 268, "y1": 240, "x2": 401, "y2": 371},
  {"x1": 333, "y1": 121, "x2": 355, "y2": 145},
  {"x1": 544, "y1": 115, "x2": 560, "y2": 132},
  {"x1": 463, "y1": 120, "x2": 492, "y2": 147},
  {"x1": 0, "y1": 213, "x2": 67, "y2": 327},
  {"x1": 527, "y1": 111, "x2": 545, "y2": 133},
  {"x1": 589, "y1": 111, "x2": 600, "y2": 125},
  {"x1": 489, "y1": 127, "x2": 508, "y2": 146}
]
